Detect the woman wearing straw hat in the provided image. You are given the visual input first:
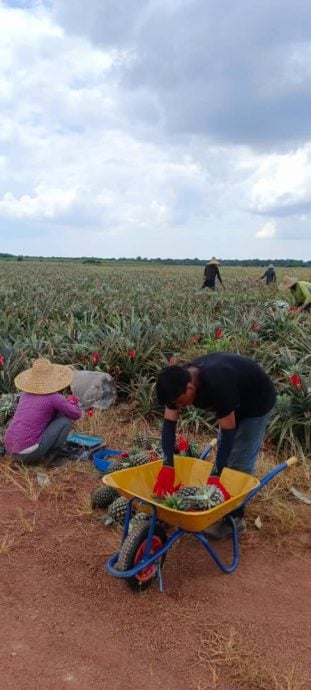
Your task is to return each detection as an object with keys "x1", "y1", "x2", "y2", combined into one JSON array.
[
  {"x1": 202, "y1": 257, "x2": 224, "y2": 290},
  {"x1": 280, "y1": 276, "x2": 311, "y2": 312},
  {"x1": 4, "y1": 359, "x2": 81, "y2": 466}
]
